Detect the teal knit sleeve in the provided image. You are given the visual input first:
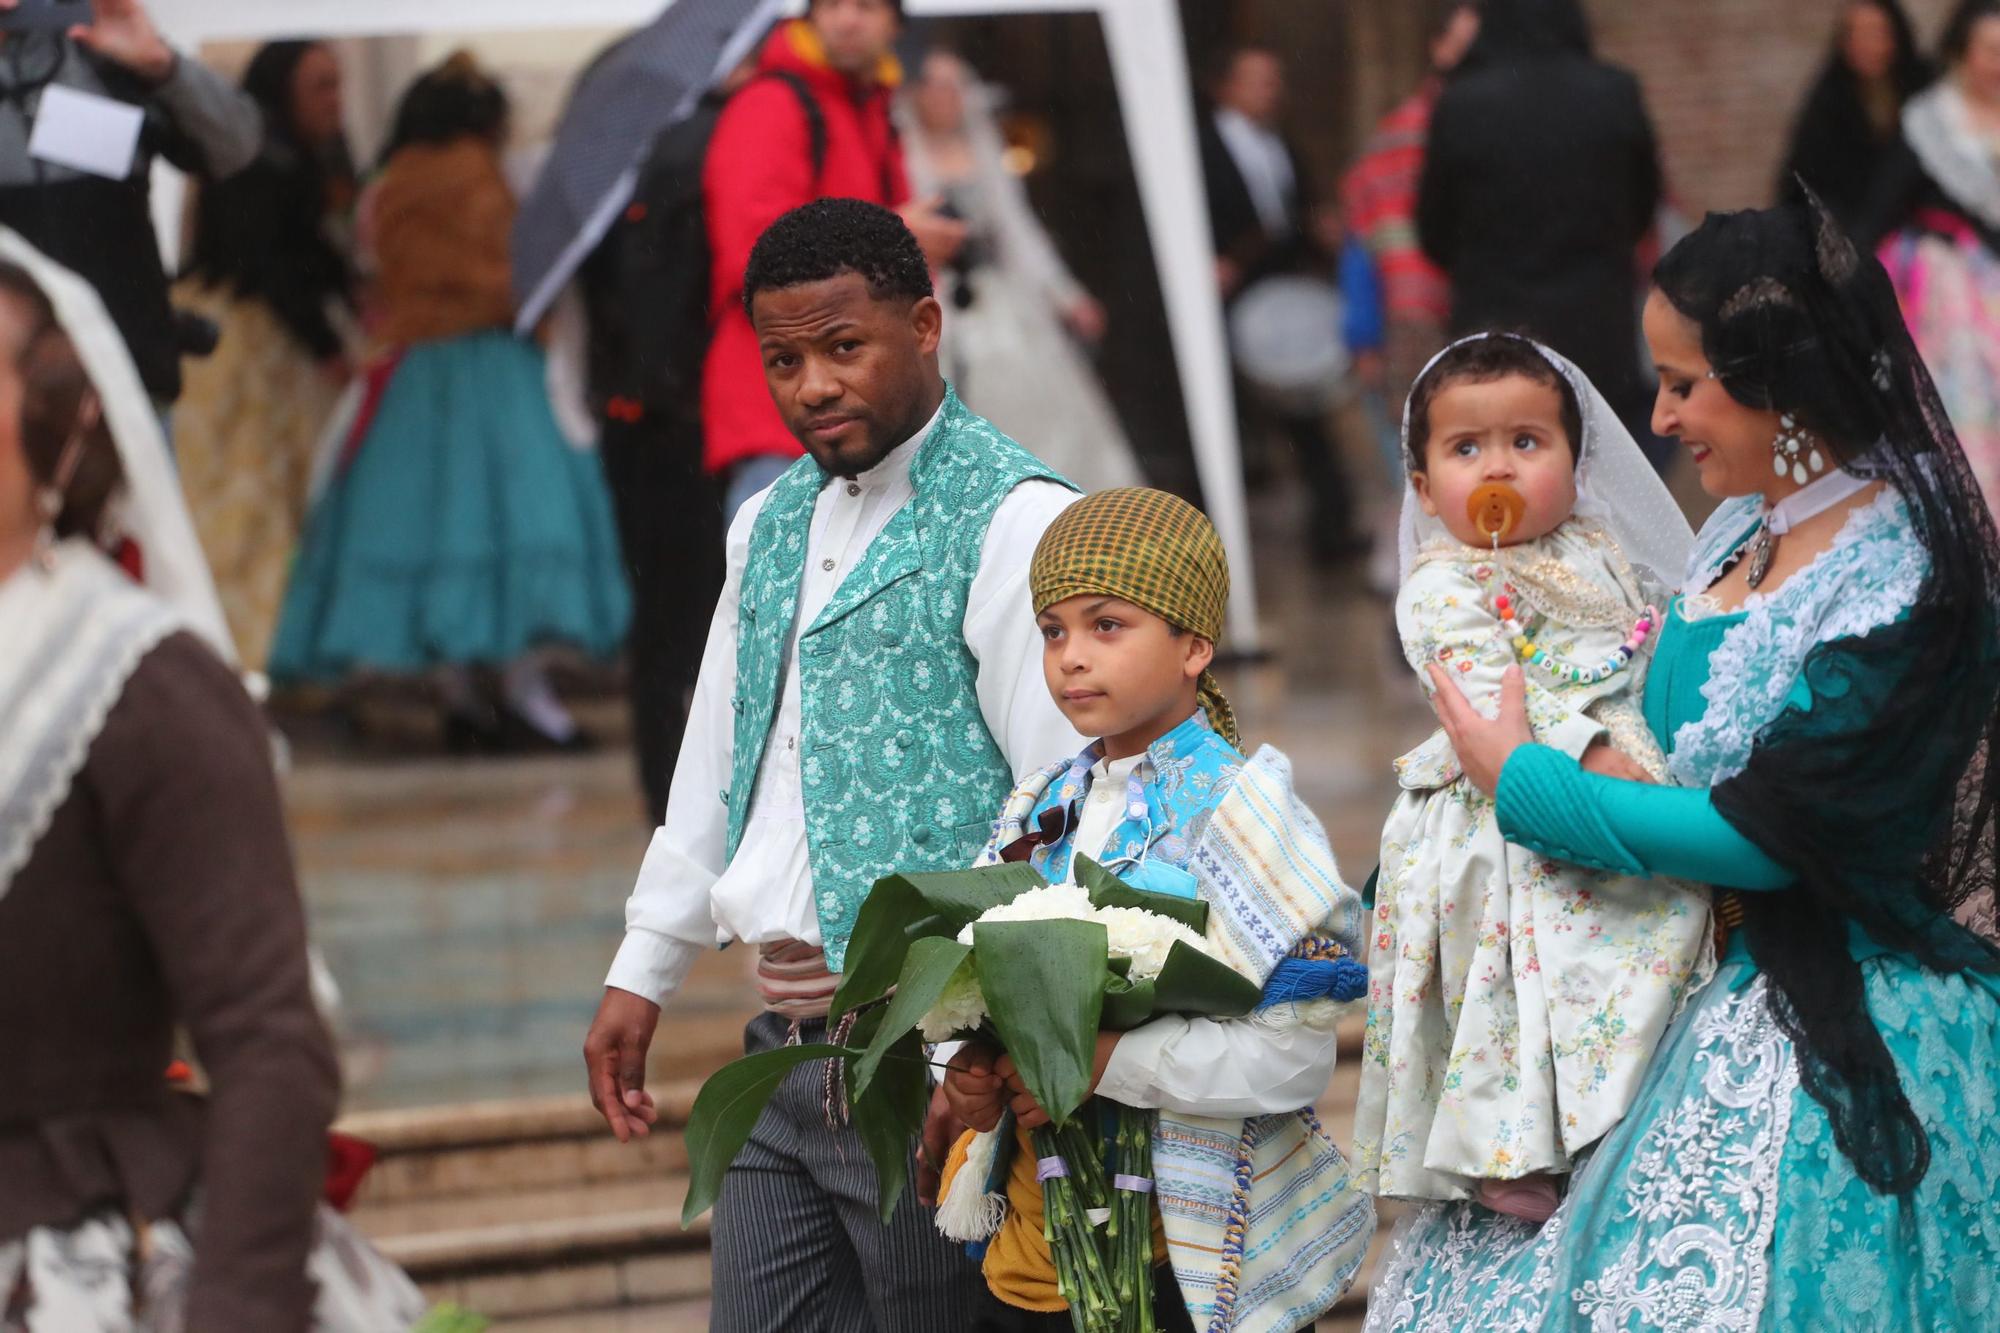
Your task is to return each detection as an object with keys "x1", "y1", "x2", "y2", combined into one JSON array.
[{"x1": 1495, "y1": 744, "x2": 1794, "y2": 890}]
